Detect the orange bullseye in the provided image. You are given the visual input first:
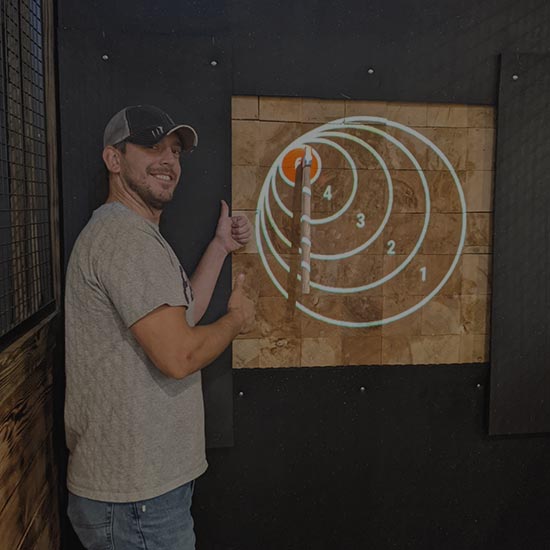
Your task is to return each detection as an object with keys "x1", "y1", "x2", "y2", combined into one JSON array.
[{"x1": 281, "y1": 147, "x2": 320, "y2": 183}]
